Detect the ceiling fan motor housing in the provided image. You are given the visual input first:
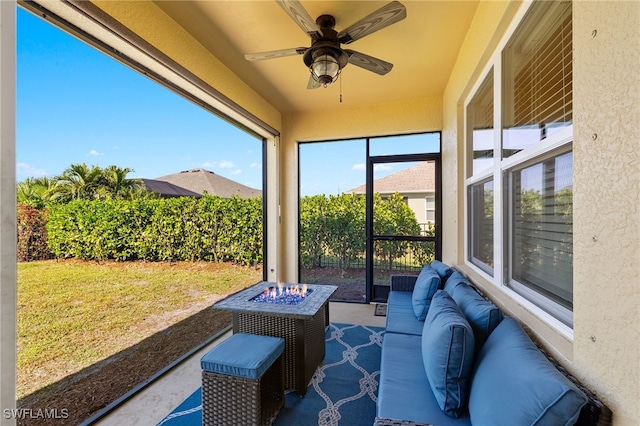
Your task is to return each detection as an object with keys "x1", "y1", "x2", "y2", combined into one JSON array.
[{"x1": 303, "y1": 15, "x2": 349, "y2": 85}]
